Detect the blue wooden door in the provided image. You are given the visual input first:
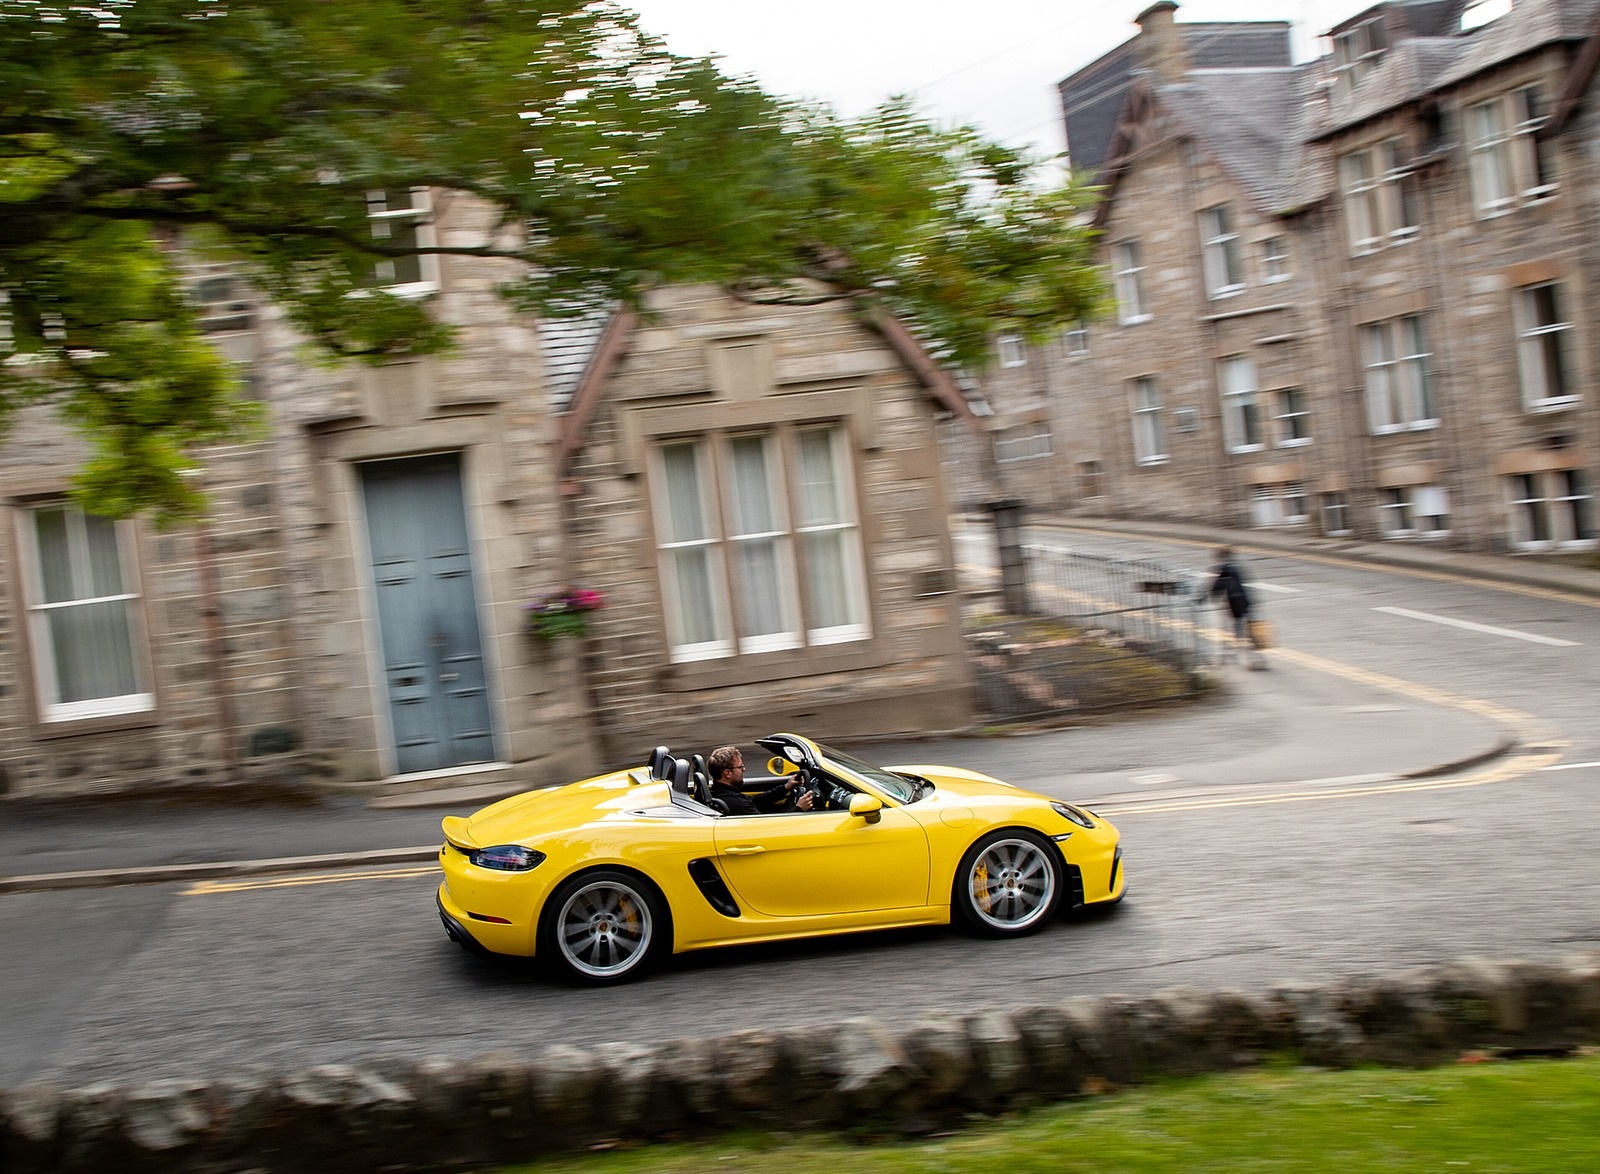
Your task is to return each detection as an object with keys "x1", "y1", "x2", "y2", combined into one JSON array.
[{"x1": 359, "y1": 454, "x2": 495, "y2": 774}]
